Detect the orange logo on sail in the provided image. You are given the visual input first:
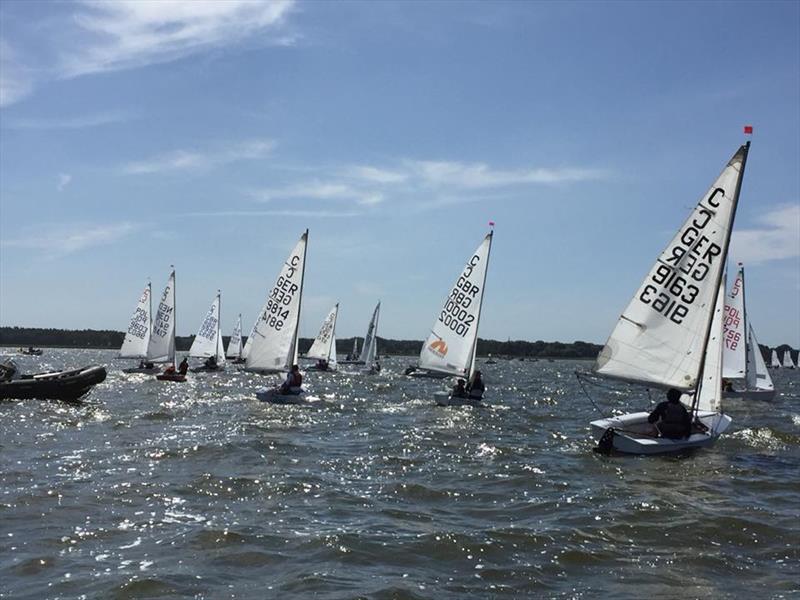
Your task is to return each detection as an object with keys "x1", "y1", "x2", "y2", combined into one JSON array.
[{"x1": 429, "y1": 339, "x2": 448, "y2": 356}]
